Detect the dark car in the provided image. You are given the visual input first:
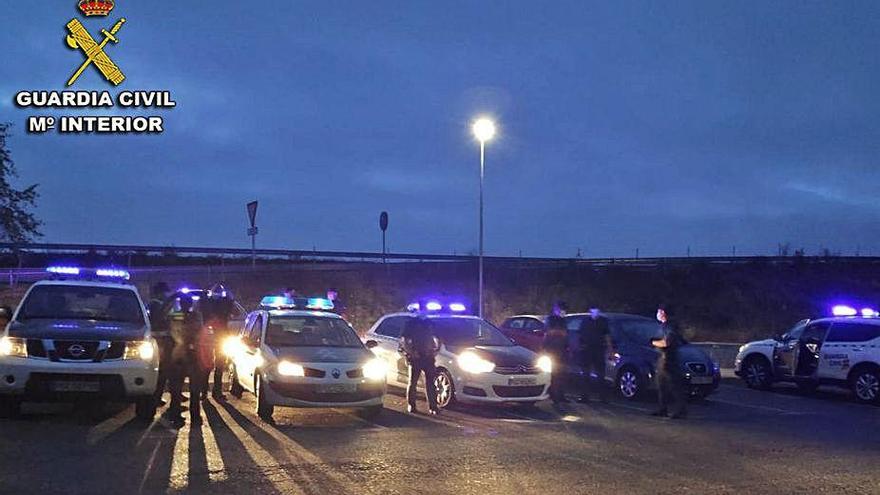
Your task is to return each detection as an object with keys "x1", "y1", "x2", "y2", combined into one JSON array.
[
  {"x1": 503, "y1": 312, "x2": 721, "y2": 399},
  {"x1": 567, "y1": 313, "x2": 720, "y2": 399}
]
